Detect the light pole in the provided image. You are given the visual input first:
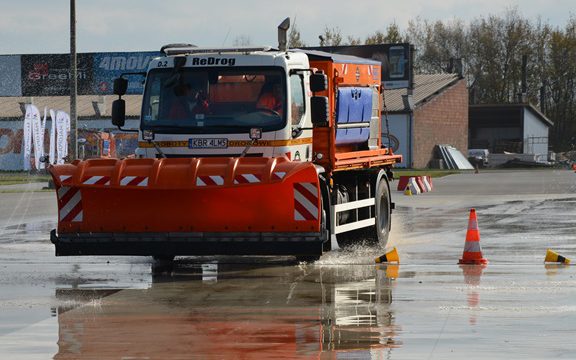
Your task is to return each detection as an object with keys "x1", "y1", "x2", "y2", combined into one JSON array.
[{"x1": 69, "y1": 0, "x2": 78, "y2": 160}]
